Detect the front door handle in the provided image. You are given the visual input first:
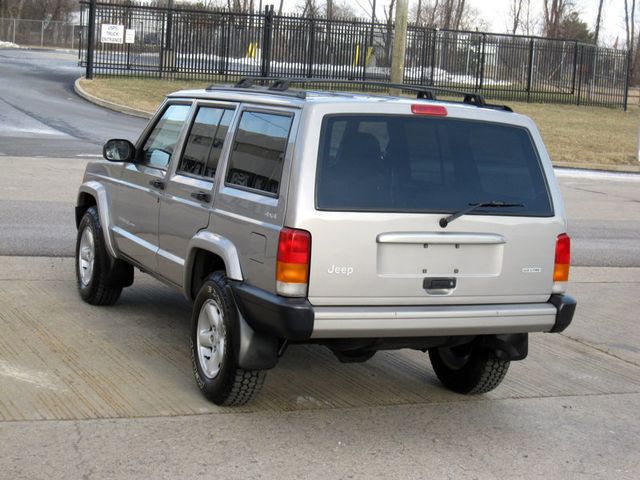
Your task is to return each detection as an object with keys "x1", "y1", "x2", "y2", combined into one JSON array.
[
  {"x1": 190, "y1": 191, "x2": 211, "y2": 203},
  {"x1": 149, "y1": 179, "x2": 165, "y2": 190}
]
